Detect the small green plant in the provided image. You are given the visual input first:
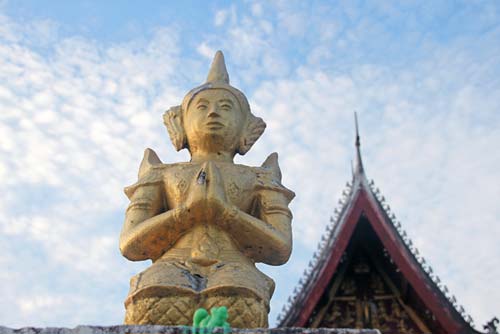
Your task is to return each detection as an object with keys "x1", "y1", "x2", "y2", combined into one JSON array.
[{"x1": 186, "y1": 306, "x2": 230, "y2": 334}]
